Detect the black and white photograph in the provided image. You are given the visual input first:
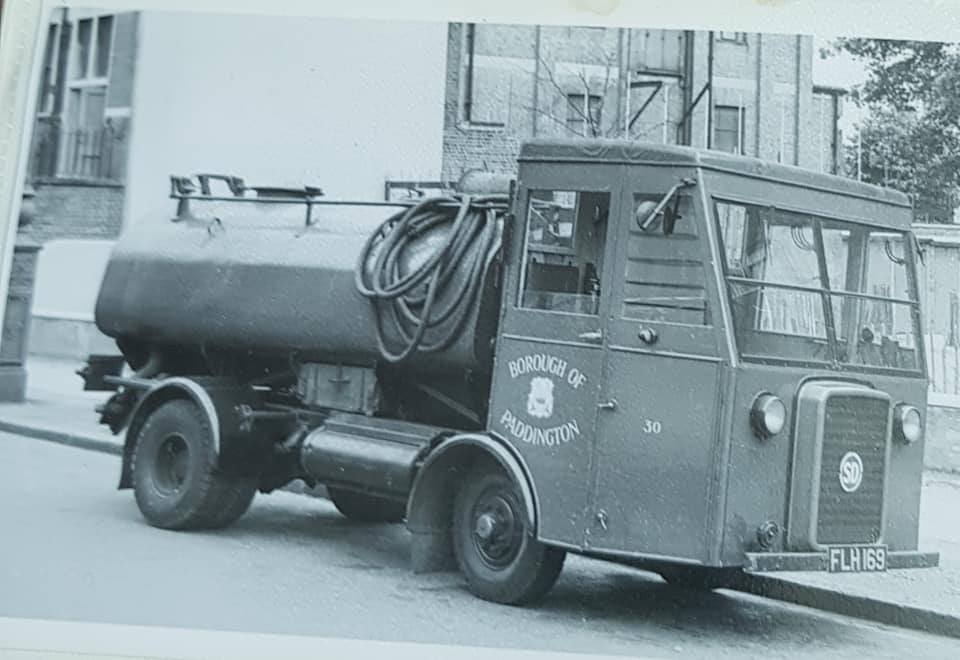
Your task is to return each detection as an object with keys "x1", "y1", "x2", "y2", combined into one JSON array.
[{"x1": 1, "y1": 1, "x2": 960, "y2": 658}]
